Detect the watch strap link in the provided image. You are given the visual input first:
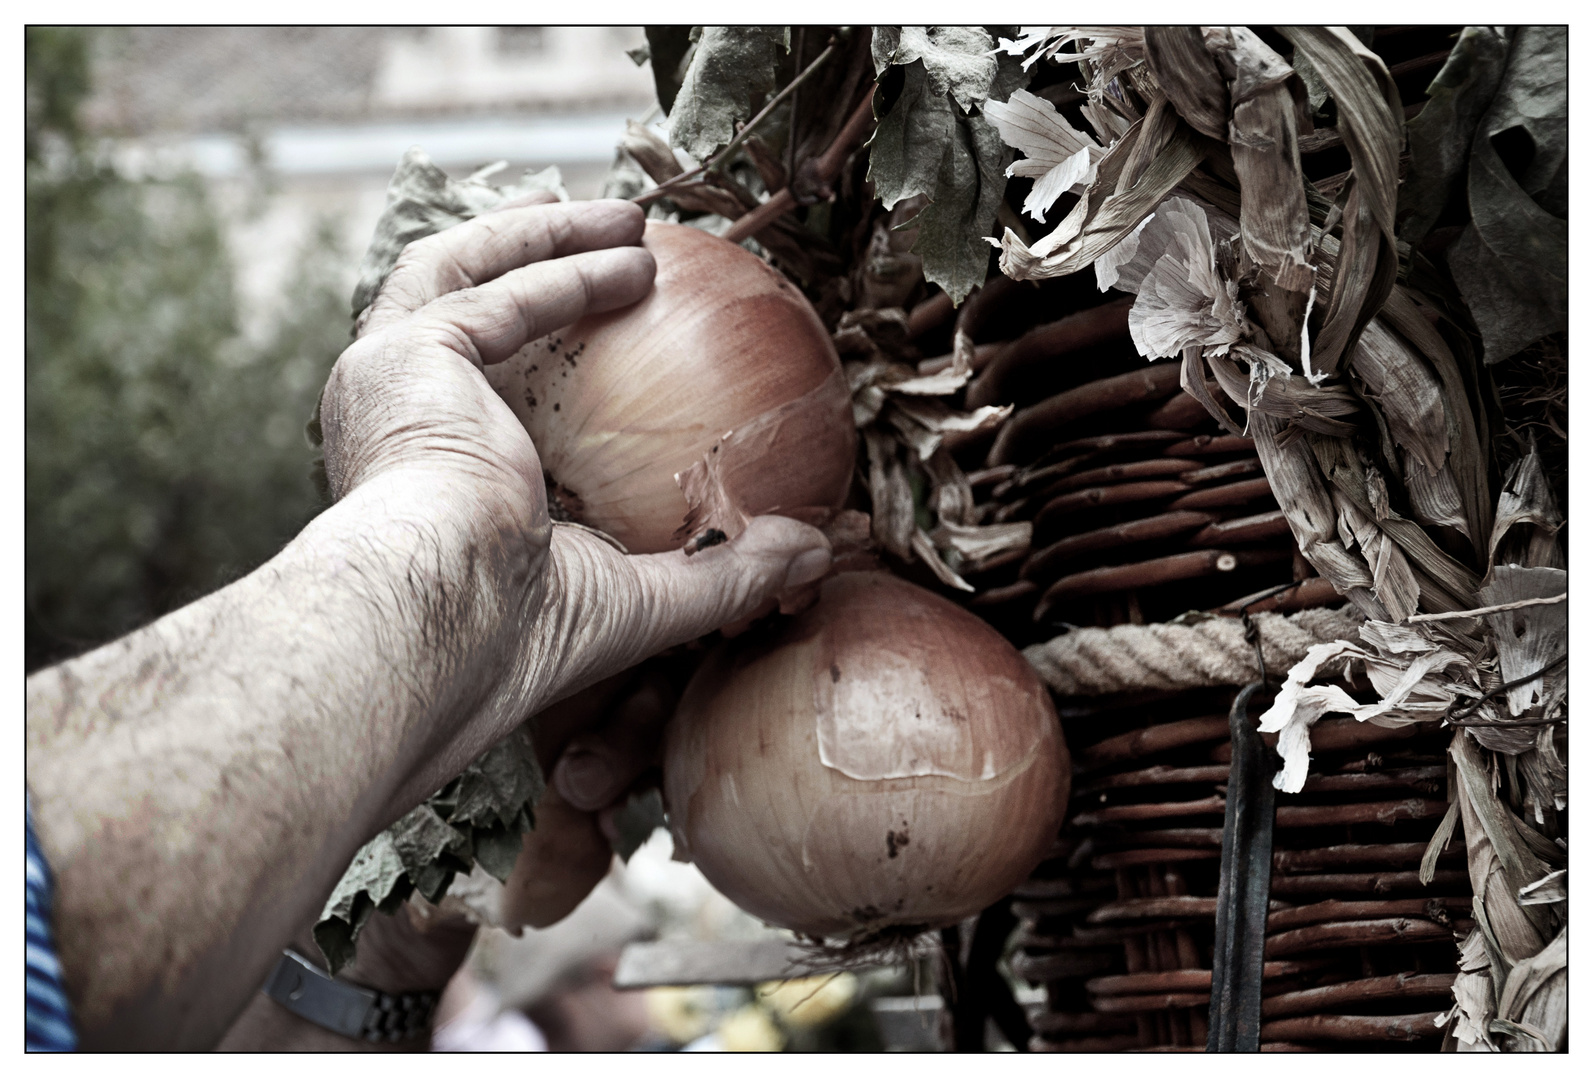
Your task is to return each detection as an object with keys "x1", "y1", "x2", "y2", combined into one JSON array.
[{"x1": 263, "y1": 948, "x2": 439, "y2": 1043}]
